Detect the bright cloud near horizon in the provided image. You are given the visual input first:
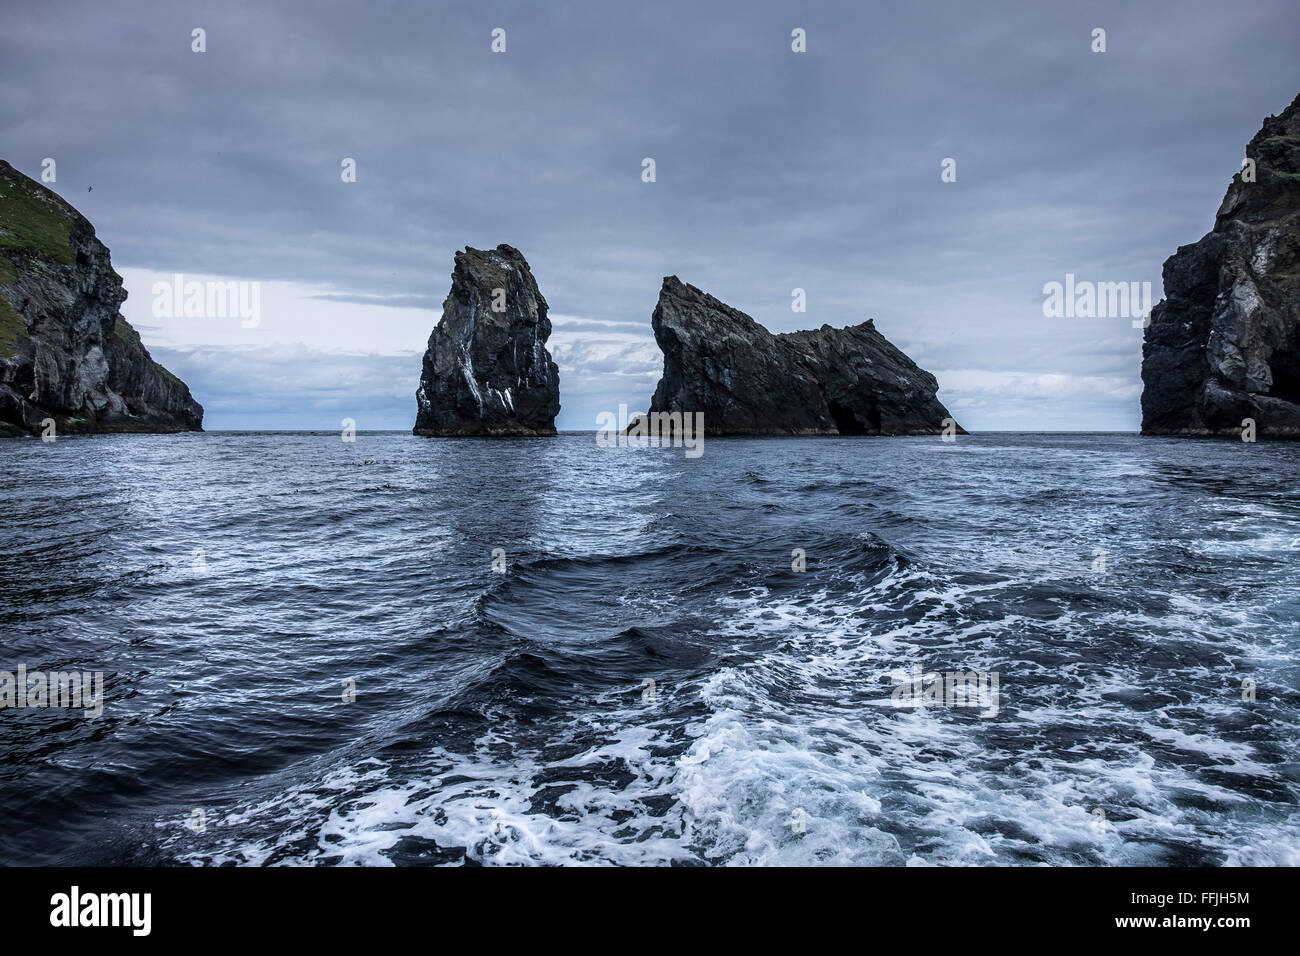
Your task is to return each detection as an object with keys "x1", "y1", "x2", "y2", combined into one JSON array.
[{"x1": 4, "y1": 0, "x2": 1298, "y2": 430}]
